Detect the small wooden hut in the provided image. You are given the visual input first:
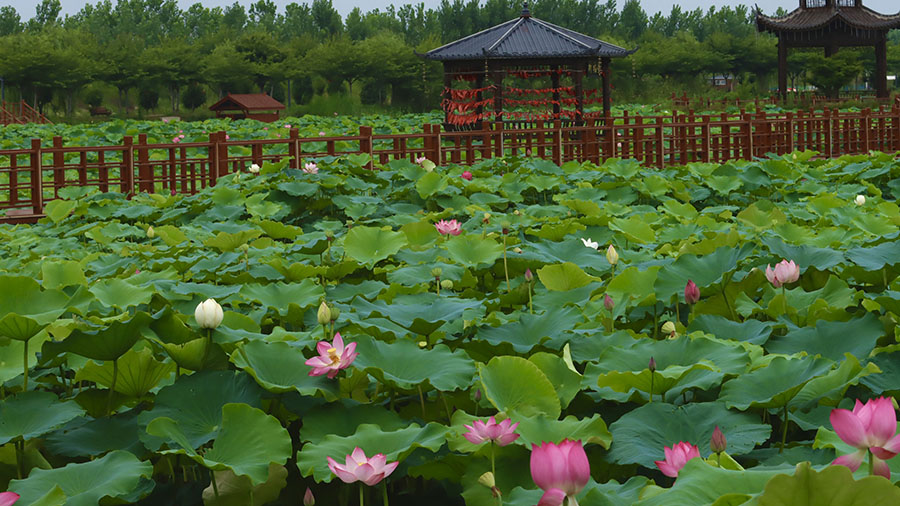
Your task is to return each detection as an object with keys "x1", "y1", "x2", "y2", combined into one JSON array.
[{"x1": 209, "y1": 93, "x2": 285, "y2": 122}]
